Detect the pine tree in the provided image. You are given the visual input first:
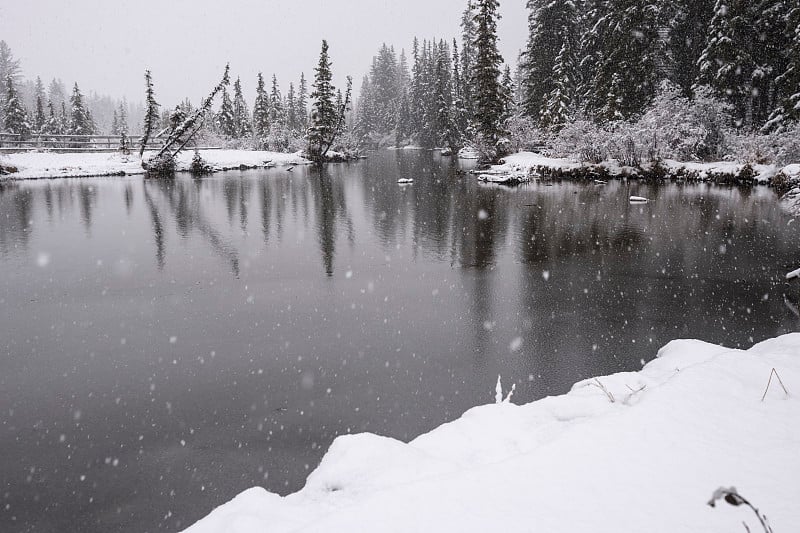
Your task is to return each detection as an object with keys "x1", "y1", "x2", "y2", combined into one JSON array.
[
  {"x1": 59, "y1": 101, "x2": 69, "y2": 134},
  {"x1": 540, "y1": 38, "x2": 578, "y2": 129},
  {"x1": 666, "y1": 0, "x2": 714, "y2": 97},
  {"x1": 287, "y1": 82, "x2": 297, "y2": 131},
  {"x1": 471, "y1": 0, "x2": 505, "y2": 148},
  {"x1": 42, "y1": 100, "x2": 59, "y2": 135},
  {"x1": 218, "y1": 86, "x2": 236, "y2": 137},
  {"x1": 460, "y1": 1, "x2": 479, "y2": 122},
  {"x1": 298, "y1": 72, "x2": 308, "y2": 130},
  {"x1": 307, "y1": 40, "x2": 338, "y2": 160},
  {"x1": 521, "y1": 0, "x2": 578, "y2": 124},
  {"x1": 118, "y1": 101, "x2": 129, "y2": 135},
  {"x1": 33, "y1": 77, "x2": 46, "y2": 133},
  {"x1": 69, "y1": 82, "x2": 94, "y2": 135},
  {"x1": 0, "y1": 41, "x2": 22, "y2": 126},
  {"x1": 253, "y1": 72, "x2": 270, "y2": 141},
  {"x1": 140, "y1": 70, "x2": 161, "y2": 157},
  {"x1": 269, "y1": 74, "x2": 285, "y2": 128},
  {"x1": 697, "y1": 0, "x2": 758, "y2": 127},
  {"x1": 233, "y1": 77, "x2": 251, "y2": 137},
  {"x1": 764, "y1": 4, "x2": 800, "y2": 131},
  {"x1": 111, "y1": 109, "x2": 120, "y2": 135},
  {"x1": 3, "y1": 75, "x2": 31, "y2": 137},
  {"x1": 587, "y1": 0, "x2": 663, "y2": 121}
]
